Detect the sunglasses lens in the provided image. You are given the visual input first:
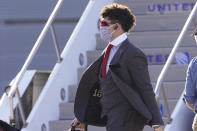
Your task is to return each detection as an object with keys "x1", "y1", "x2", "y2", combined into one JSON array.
[{"x1": 100, "y1": 21, "x2": 108, "y2": 26}]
